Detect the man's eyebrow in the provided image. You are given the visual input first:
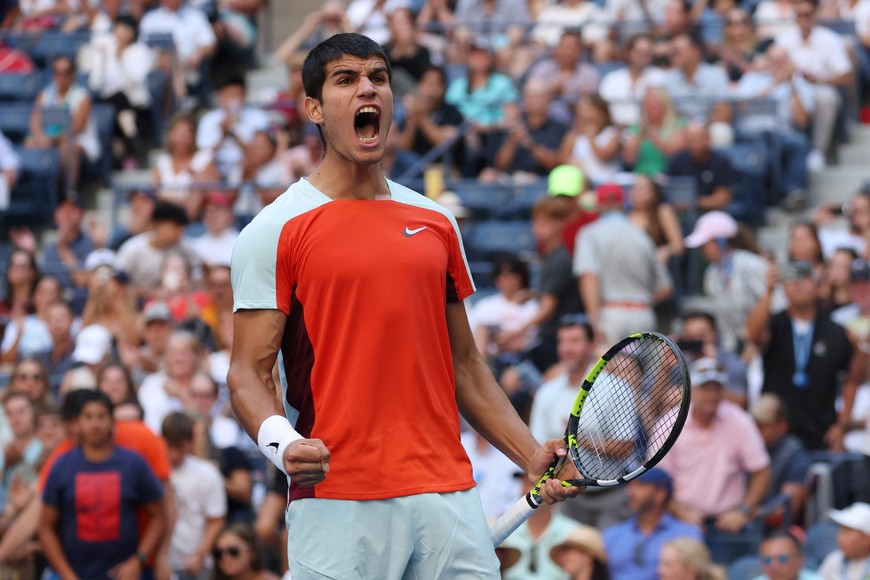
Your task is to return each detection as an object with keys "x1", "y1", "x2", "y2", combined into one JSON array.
[
  {"x1": 370, "y1": 66, "x2": 389, "y2": 76},
  {"x1": 329, "y1": 68, "x2": 359, "y2": 78}
]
